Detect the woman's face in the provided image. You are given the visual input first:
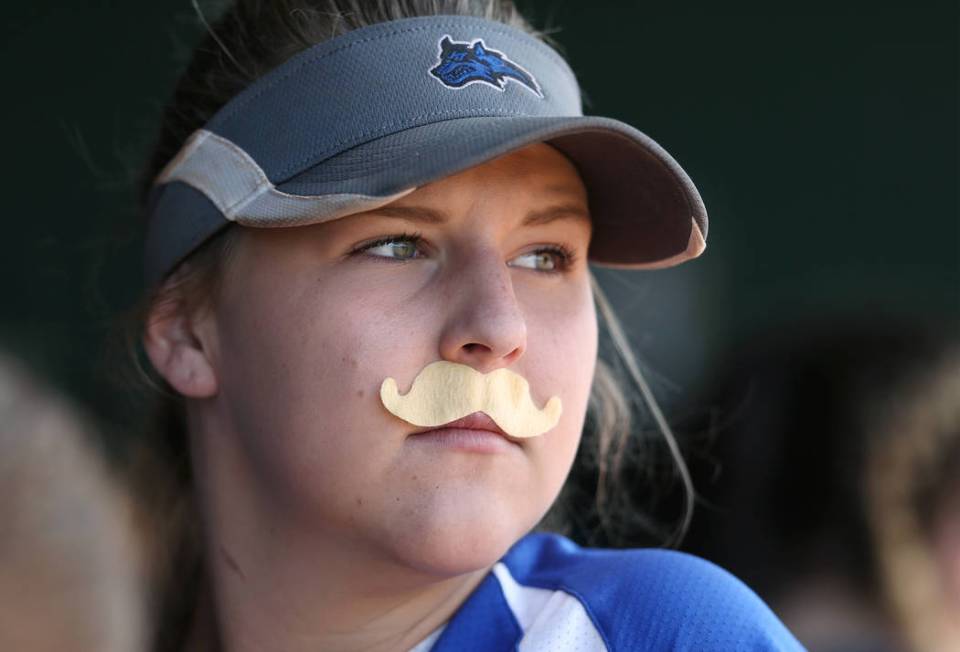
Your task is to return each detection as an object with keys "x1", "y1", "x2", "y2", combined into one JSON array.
[{"x1": 199, "y1": 142, "x2": 597, "y2": 575}]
